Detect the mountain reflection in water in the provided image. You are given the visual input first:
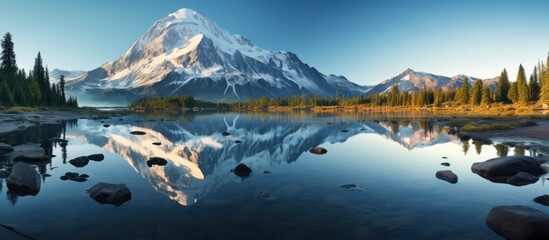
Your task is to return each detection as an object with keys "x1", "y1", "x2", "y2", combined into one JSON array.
[{"x1": 64, "y1": 113, "x2": 459, "y2": 206}]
